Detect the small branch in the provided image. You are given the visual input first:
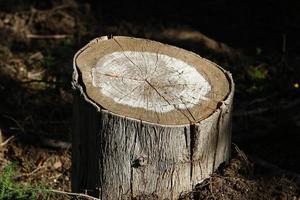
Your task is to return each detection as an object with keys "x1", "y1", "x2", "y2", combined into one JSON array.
[
  {"x1": 40, "y1": 137, "x2": 71, "y2": 149},
  {"x1": 20, "y1": 79, "x2": 63, "y2": 85},
  {"x1": 19, "y1": 5, "x2": 72, "y2": 15},
  {"x1": 0, "y1": 135, "x2": 15, "y2": 147},
  {"x1": 0, "y1": 128, "x2": 71, "y2": 149},
  {"x1": 27, "y1": 34, "x2": 69, "y2": 40},
  {"x1": 208, "y1": 177, "x2": 216, "y2": 200},
  {"x1": 153, "y1": 28, "x2": 241, "y2": 58},
  {"x1": 15, "y1": 166, "x2": 46, "y2": 179},
  {"x1": 48, "y1": 189, "x2": 100, "y2": 200},
  {"x1": 233, "y1": 143, "x2": 249, "y2": 163},
  {"x1": 48, "y1": 5, "x2": 73, "y2": 13}
]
